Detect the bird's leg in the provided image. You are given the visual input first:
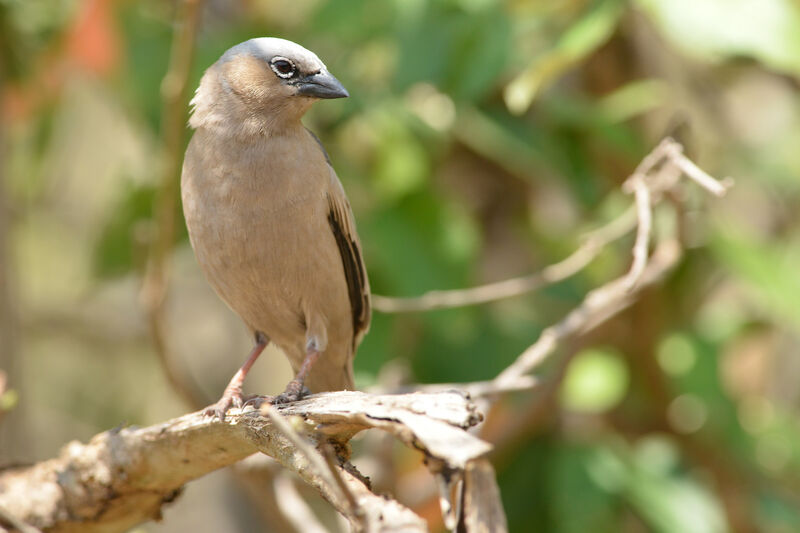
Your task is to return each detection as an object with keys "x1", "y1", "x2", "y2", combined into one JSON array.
[
  {"x1": 274, "y1": 344, "x2": 320, "y2": 404},
  {"x1": 205, "y1": 336, "x2": 268, "y2": 420}
]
